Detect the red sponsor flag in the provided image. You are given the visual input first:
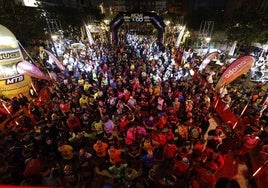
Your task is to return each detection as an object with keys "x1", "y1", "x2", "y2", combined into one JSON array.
[
  {"x1": 44, "y1": 49, "x2": 65, "y2": 71},
  {"x1": 212, "y1": 96, "x2": 245, "y2": 129},
  {"x1": 17, "y1": 61, "x2": 47, "y2": 80},
  {"x1": 37, "y1": 88, "x2": 51, "y2": 105},
  {"x1": 215, "y1": 55, "x2": 255, "y2": 90},
  {"x1": 198, "y1": 51, "x2": 220, "y2": 72}
]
